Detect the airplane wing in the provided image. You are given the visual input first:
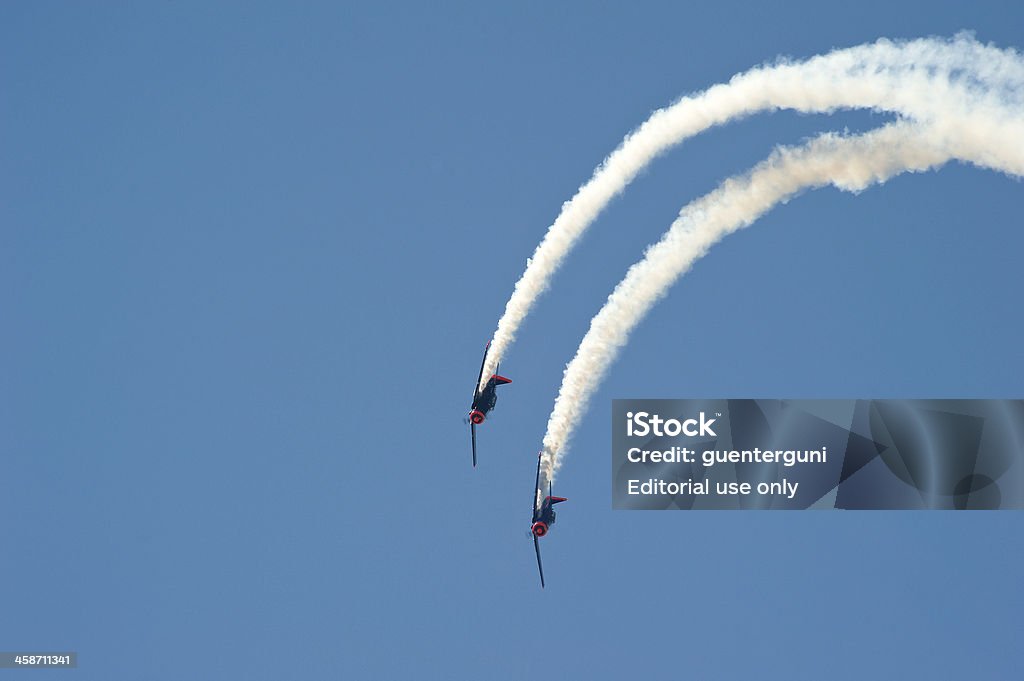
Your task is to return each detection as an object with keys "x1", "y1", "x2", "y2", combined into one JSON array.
[
  {"x1": 532, "y1": 452, "x2": 543, "y2": 517},
  {"x1": 471, "y1": 422, "x2": 477, "y2": 468},
  {"x1": 534, "y1": 535, "x2": 545, "y2": 588},
  {"x1": 473, "y1": 341, "x2": 490, "y2": 400}
]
